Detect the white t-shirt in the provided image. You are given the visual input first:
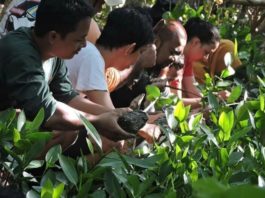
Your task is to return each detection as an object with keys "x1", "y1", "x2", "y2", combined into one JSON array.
[{"x1": 65, "y1": 42, "x2": 108, "y2": 91}]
